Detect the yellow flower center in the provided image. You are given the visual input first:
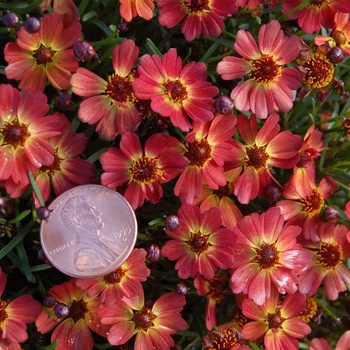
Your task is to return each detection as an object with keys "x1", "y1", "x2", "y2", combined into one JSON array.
[
  {"x1": 132, "y1": 307, "x2": 156, "y2": 331},
  {"x1": 1, "y1": 118, "x2": 30, "y2": 148},
  {"x1": 302, "y1": 53, "x2": 334, "y2": 88},
  {"x1": 0, "y1": 300, "x2": 8, "y2": 325},
  {"x1": 130, "y1": 156, "x2": 163, "y2": 184},
  {"x1": 250, "y1": 56, "x2": 282, "y2": 84},
  {"x1": 188, "y1": 232, "x2": 210, "y2": 254},
  {"x1": 299, "y1": 187, "x2": 324, "y2": 217},
  {"x1": 185, "y1": 139, "x2": 212, "y2": 167},
  {"x1": 310, "y1": 0, "x2": 330, "y2": 8},
  {"x1": 33, "y1": 44, "x2": 56, "y2": 65},
  {"x1": 245, "y1": 145, "x2": 269, "y2": 170},
  {"x1": 182, "y1": 0, "x2": 210, "y2": 14},
  {"x1": 254, "y1": 243, "x2": 279, "y2": 269},
  {"x1": 298, "y1": 297, "x2": 318, "y2": 323},
  {"x1": 103, "y1": 267, "x2": 125, "y2": 284},
  {"x1": 316, "y1": 242, "x2": 342, "y2": 270},
  {"x1": 163, "y1": 79, "x2": 188, "y2": 104},
  {"x1": 204, "y1": 328, "x2": 240, "y2": 349},
  {"x1": 105, "y1": 74, "x2": 136, "y2": 104}
]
